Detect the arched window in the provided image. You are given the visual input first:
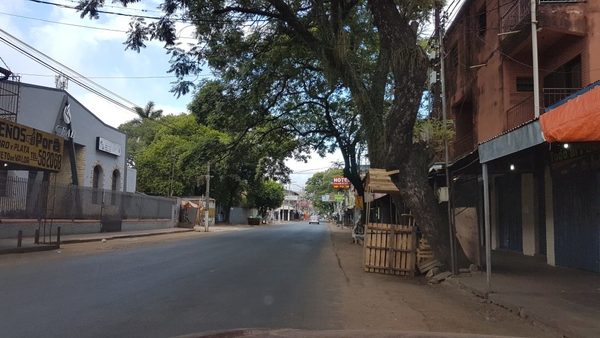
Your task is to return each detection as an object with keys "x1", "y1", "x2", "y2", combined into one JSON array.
[{"x1": 92, "y1": 165, "x2": 103, "y2": 204}]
